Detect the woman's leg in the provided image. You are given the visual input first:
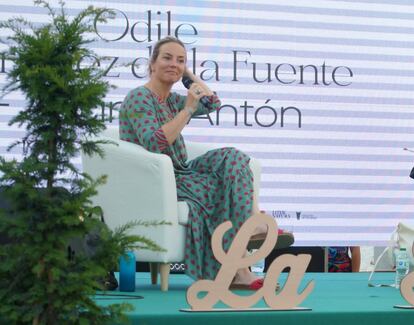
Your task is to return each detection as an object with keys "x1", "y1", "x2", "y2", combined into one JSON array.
[
  {"x1": 252, "y1": 188, "x2": 261, "y2": 214},
  {"x1": 250, "y1": 190, "x2": 270, "y2": 236},
  {"x1": 234, "y1": 267, "x2": 259, "y2": 284},
  {"x1": 232, "y1": 202, "x2": 264, "y2": 287},
  {"x1": 248, "y1": 190, "x2": 295, "y2": 251}
]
